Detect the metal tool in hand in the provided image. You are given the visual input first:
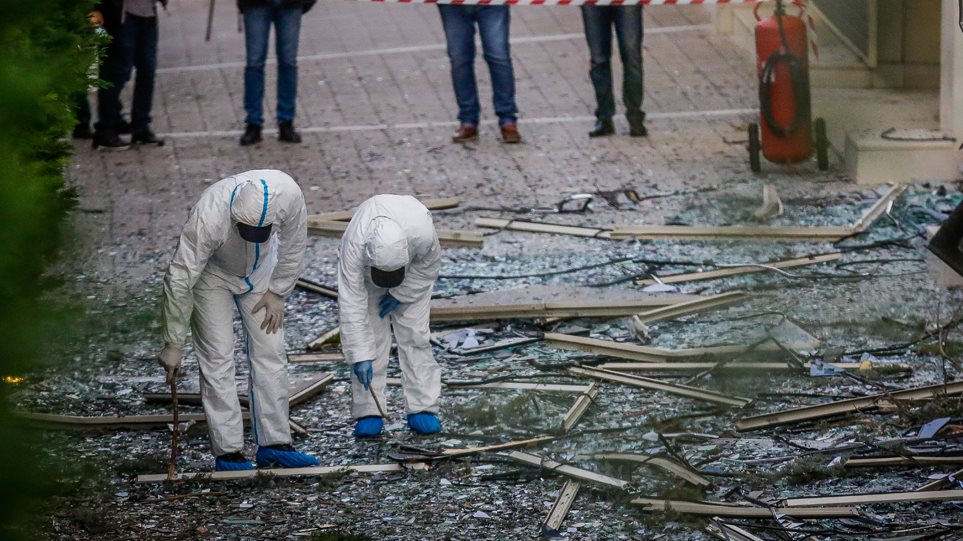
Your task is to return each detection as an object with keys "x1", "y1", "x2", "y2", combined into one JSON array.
[
  {"x1": 166, "y1": 379, "x2": 180, "y2": 481},
  {"x1": 368, "y1": 386, "x2": 389, "y2": 420}
]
